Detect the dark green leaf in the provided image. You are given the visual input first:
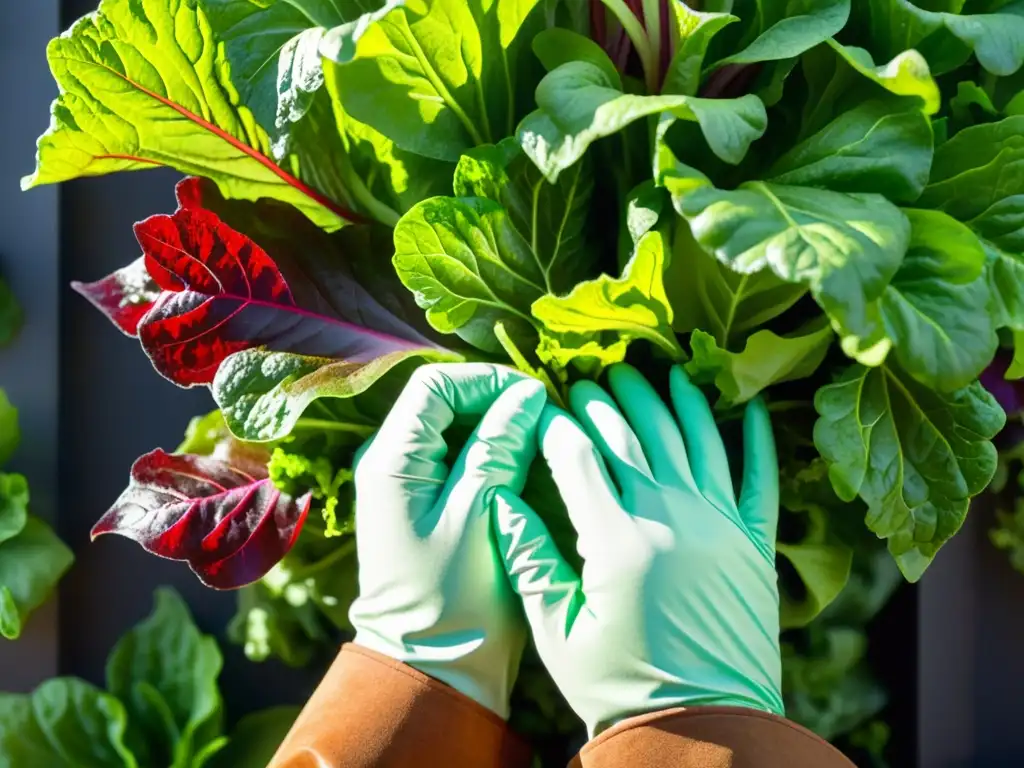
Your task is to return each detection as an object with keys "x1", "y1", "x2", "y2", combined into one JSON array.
[
  {"x1": 667, "y1": 220, "x2": 806, "y2": 341},
  {"x1": 876, "y1": 209, "x2": 996, "y2": 391},
  {"x1": 782, "y1": 627, "x2": 886, "y2": 741},
  {"x1": 517, "y1": 61, "x2": 767, "y2": 182},
  {"x1": 769, "y1": 100, "x2": 934, "y2": 203},
  {"x1": 708, "y1": 0, "x2": 850, "y2": 68},
  {"x1": 851, "y1": 0, "x2": 1024, "y2": 76},
  {"x1": 0, "y1": 680, "x2": 135, "y2": 768},
  {"x1": 0, "y1": 391, "x2": 18, "y2": 468},
  {"x1": 0, "y1": 510, "x2": 73, "y2": 641},
  {"x1": 106, "y1": 588, "x2": 223, "y2": 768},
  {"x1": 659, "y1": 155, "x2": 910, "y2": 362},
  {"x1": 813, "y1": 362, "x2": 1005, "y2": 580},
  {"x1": 918, "y1": 115, "x2": 1024, "y2": 220},
  {"x1": 530, "y1": 28, "x2": 621, "y2": 85}
]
